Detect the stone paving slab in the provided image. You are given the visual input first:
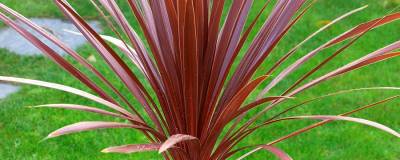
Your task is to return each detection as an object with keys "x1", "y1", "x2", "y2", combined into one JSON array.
[
  {"x1": 0, "y1": 18, "x2": 102, "y2": 56},
  {"x1": 0, "y1": 83, "x2": 20, "y2": 99}
]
